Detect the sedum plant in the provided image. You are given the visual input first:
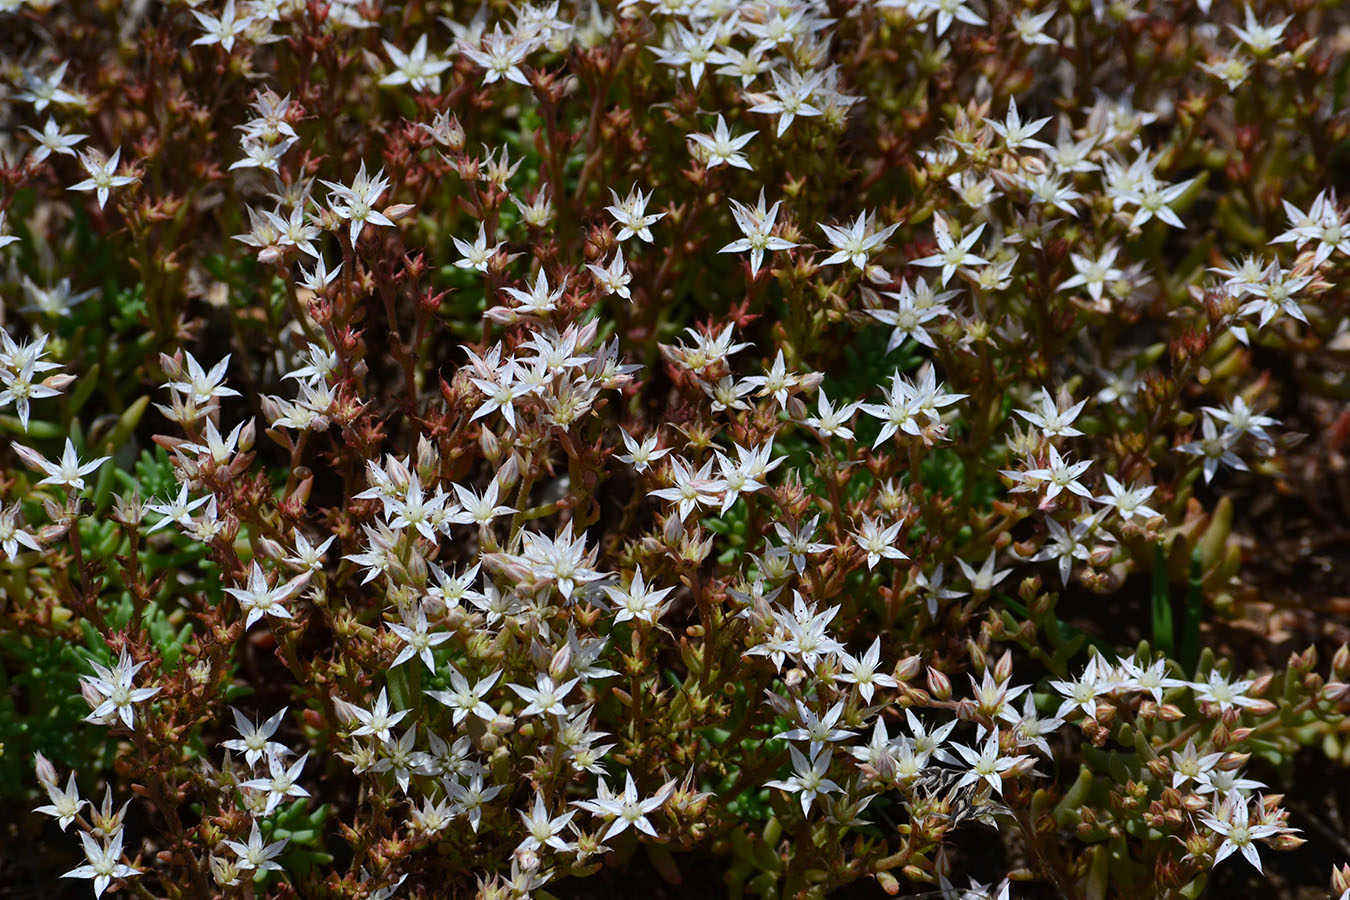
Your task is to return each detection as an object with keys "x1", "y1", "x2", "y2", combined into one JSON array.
[{"x1": 1, "y1": 0, "x2": 1350, "y2": 898}]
